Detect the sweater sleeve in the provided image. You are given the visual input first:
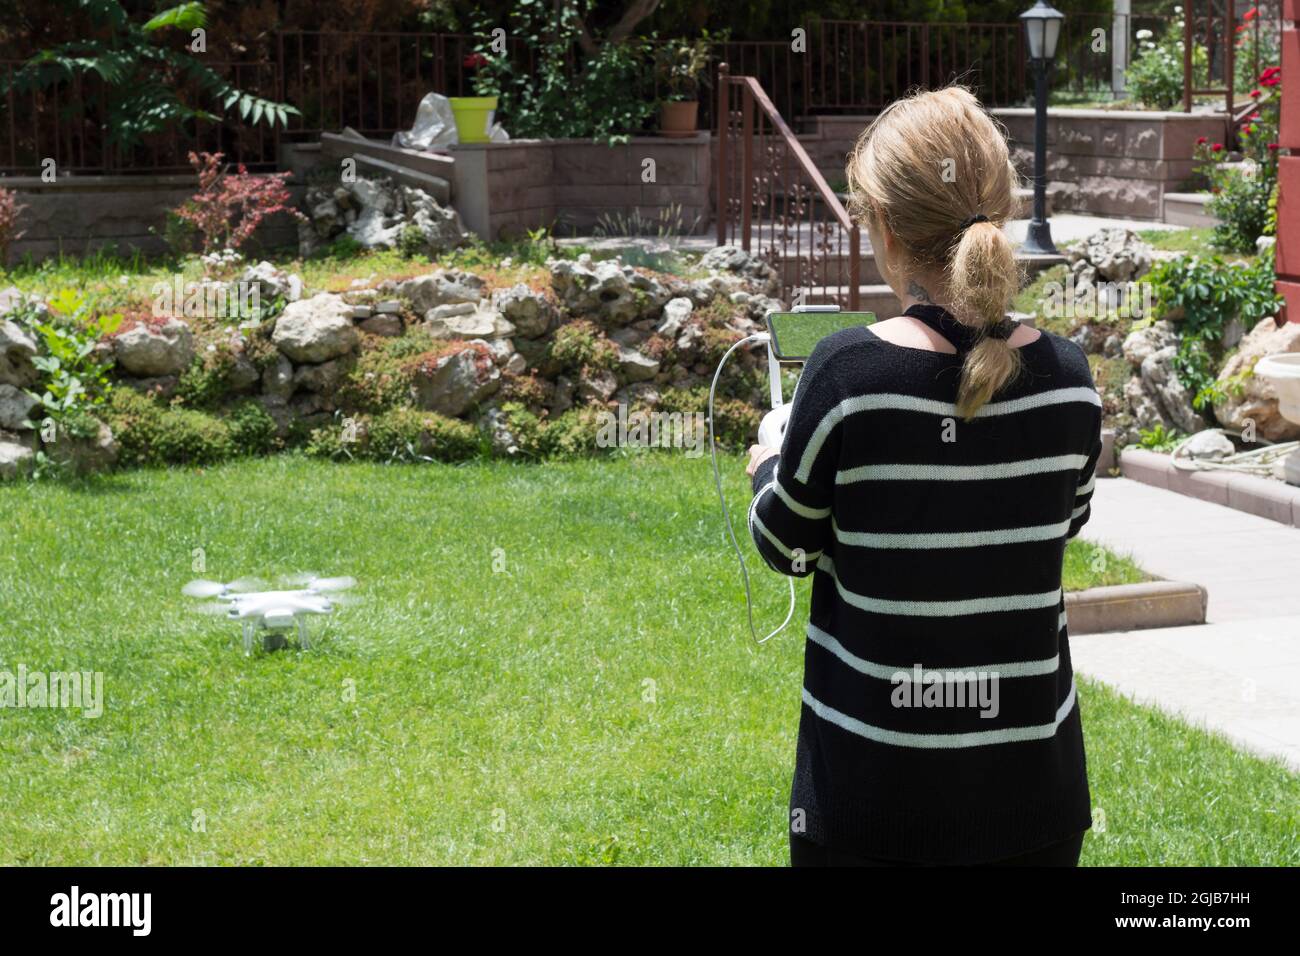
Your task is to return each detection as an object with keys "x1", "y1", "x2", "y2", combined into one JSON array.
[
  {"x1": 748, "y1": 341, "x2": 843, "y2": 577},
  {"x1": 1066, "y1": 410, "x2": 1103, "y2": 540}
]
